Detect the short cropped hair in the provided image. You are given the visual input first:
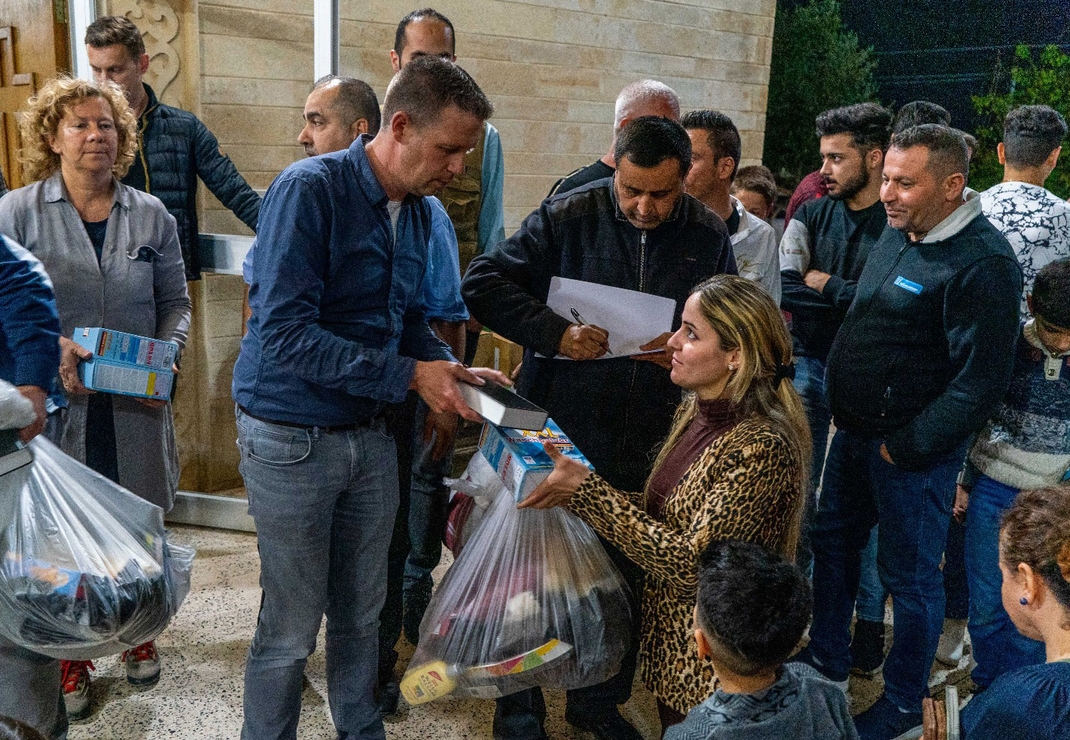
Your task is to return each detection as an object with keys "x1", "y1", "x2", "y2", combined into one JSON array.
[
  {"x1": 696, "y1": 540, "x2": 812, "y2": 676},
  {"x1": 732, "y1": 166, "x2": 779, "y2": 210},
  {"x1": 1004, "y1": 105, "x2": 1068, "y2": 168},
  {"x1": 313, "y1": 75, "x2": 382, "y2": 136},
  {"x1": 18, "y1": 76, "x2": 137, "y2": 182},
  {"x1": 681, "y1": 110, "x2": 741, "y2": 179},
  {"x1": 892, "y1": 100, "x2": 951, "y2": 133},
  {"x1": 614, "y1": 80, "x2": 681, "y2": 130},
  {"x1": 394, "y1": 7, "x2": 455, "y2": 57},
  {"x1": 382, "y1": 55, "x2": 492, "y2": 130},
  {"x1": 815, "y1": 102, "x2": 893, "y2": 154},
  {"x1": 614, "y1": 116, "x2": 692, "y2": 177},
  {"x1": 1032, "y1": 258, "x2": 1070, "y2": 328},
  {"x1": 85, "y1": 15, "x2": 145, "y2": 60},
  {"x1": 891, "y1": 124, "x2": 969, "y2": 182}
]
